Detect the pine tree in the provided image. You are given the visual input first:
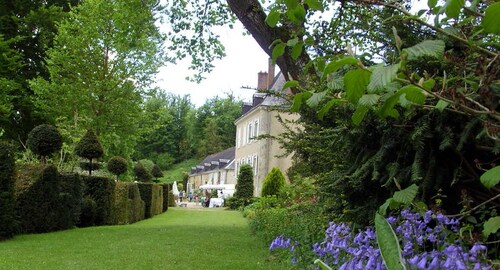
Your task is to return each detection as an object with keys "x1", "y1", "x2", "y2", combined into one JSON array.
[
  {"x1": 261, "y1": 167, "x2": 286, "y2": 197},
  {"x1": 234, "y1": 164, "x2": 254, "y2": 199},
  {"x1": 75, "y1": 130, "x2": 103, "y2": 175}
]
